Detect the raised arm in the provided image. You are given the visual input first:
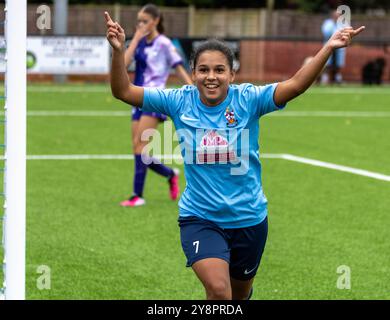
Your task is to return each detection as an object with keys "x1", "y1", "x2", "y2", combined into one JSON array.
[
  {"x1": 274, "y1": 26, "x2": 365, "y2": 106},
  {"x1": 105, "y1": 11, "x2": 144, "y2": 107}
]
